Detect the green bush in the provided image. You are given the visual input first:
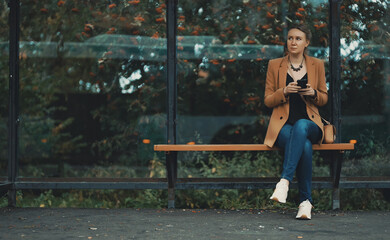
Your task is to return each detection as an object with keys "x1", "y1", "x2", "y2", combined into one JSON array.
[
  {"x1": 2, "y1": 187, "x2": 389, "y2": 210},
  {"x1": 2, "y1": 143, "x2": 389, "y2": 210}
]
